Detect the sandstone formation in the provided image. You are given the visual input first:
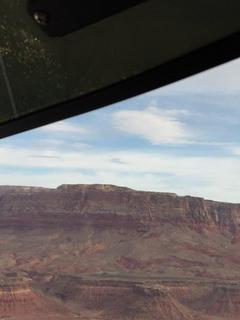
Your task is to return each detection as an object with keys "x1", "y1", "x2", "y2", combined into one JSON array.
[
  {"x1": 0, "y1": 184, "x2": 239, "y2": 319},
  {"x1": 0, "y1": 184, "x2": 239, "y2": 233}
]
